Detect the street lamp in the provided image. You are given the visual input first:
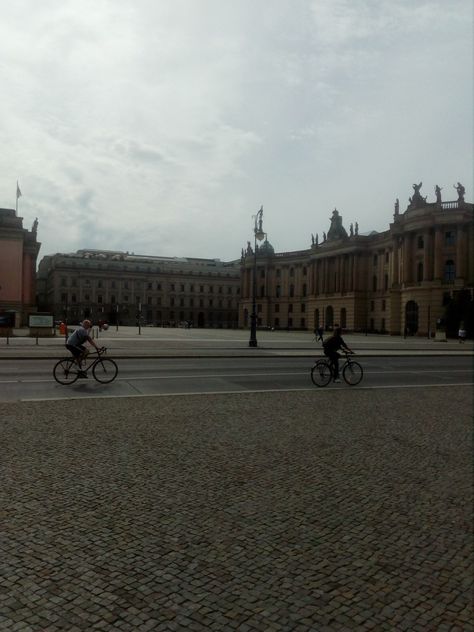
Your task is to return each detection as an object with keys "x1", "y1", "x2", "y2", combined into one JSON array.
[{"x1": 249, "y1": 206, "x2": 266, "y2": 347}]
